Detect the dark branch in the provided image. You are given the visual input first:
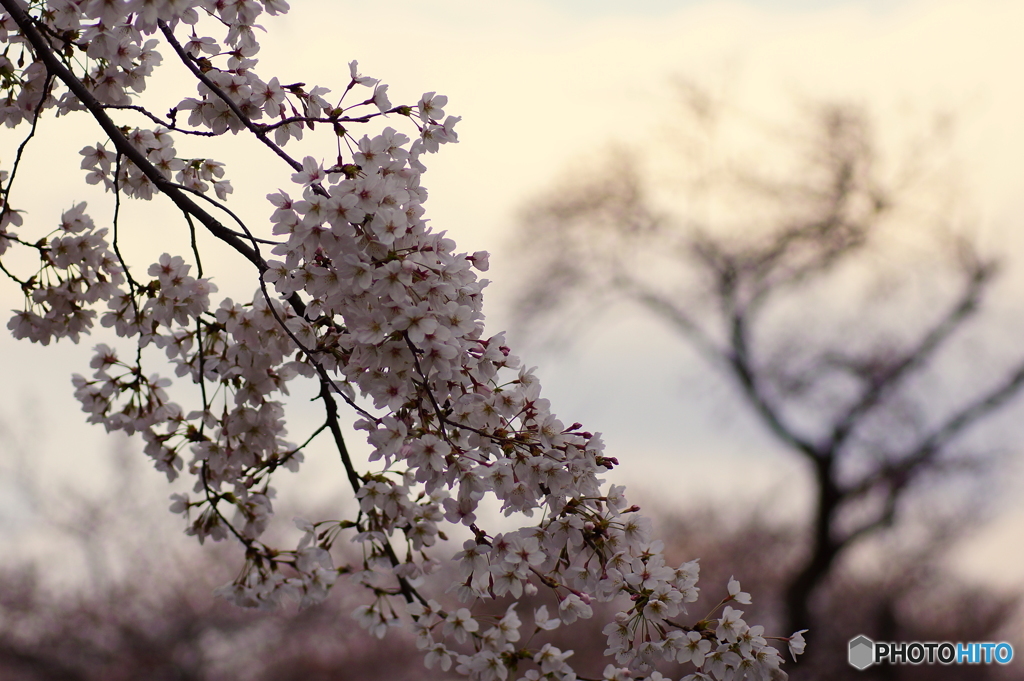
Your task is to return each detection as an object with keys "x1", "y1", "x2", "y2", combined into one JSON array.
[
  {"x1": 728, "y1": 310, "x2": 822, "y2": 459},
  {"x1": 1, "y1": 0, "x2": 267, "y2": 275},
  {"x1": 158, "y1": 21, "x2": 305, "y2": 173},
  {"x1": 826, "y1": 257, "x2": 995, "y2": 452}
]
